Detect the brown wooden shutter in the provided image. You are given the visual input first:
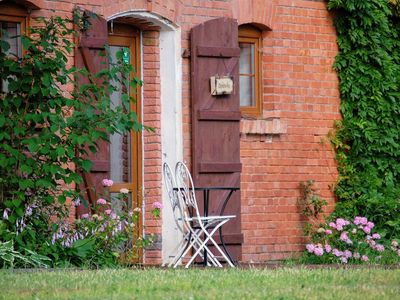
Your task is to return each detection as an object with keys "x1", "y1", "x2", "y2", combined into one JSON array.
[
  {"x1": 191, "y1": 18, "x2": 243, "y2": 262},
  {"x1": 74, "y1": 9, "x2": 109, "y2": 215}
]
